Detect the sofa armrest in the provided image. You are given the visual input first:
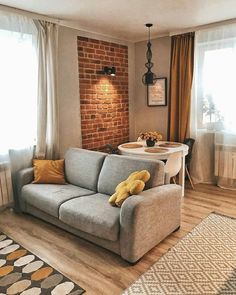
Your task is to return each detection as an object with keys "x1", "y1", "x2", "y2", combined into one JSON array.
[
  {"x1": 13, "y1": 168, "x2": 34, "y2": 212},
  {"x1": 120, "y1": 184, "x2": 181, "y2": 263}
]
